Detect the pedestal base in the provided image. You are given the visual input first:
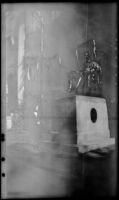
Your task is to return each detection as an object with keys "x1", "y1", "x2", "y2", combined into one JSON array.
[
  {"x1": 78, "y1": 137, "x2": 115, "y2": 153},
  {"x1": 76, "y1": 95, "x2": 115, "y2": 153}
]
